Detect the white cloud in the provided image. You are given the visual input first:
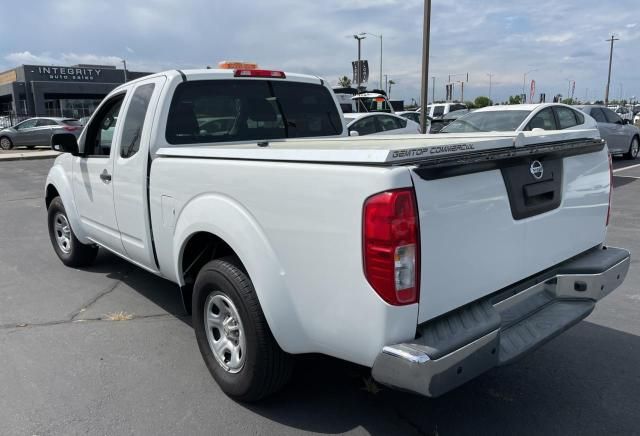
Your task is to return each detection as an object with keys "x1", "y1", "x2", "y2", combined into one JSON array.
[{"x1": 534, "y1": 33, "x2": 575, "y2": 44}]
